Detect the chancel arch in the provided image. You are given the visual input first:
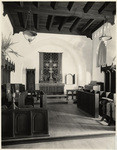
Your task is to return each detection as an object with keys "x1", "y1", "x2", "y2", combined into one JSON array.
[{"x1": 36, "y1": 37, "x2": 88, "y2": 87}]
